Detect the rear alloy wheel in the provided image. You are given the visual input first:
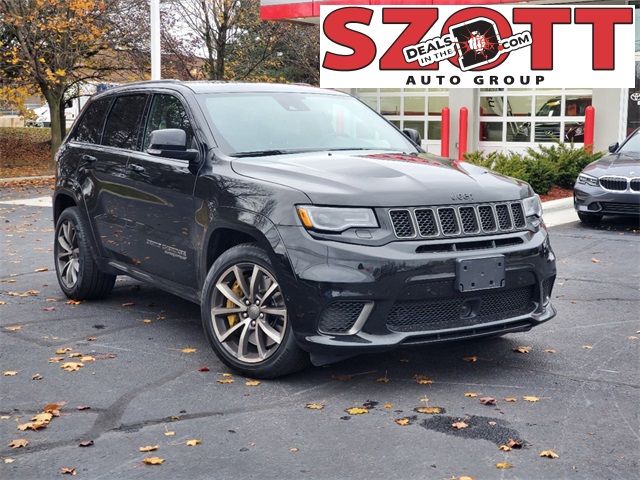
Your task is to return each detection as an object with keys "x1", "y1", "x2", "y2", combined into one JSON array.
[{"x1": 201, "y1": 244, "x2": 308, "y2": 378}]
